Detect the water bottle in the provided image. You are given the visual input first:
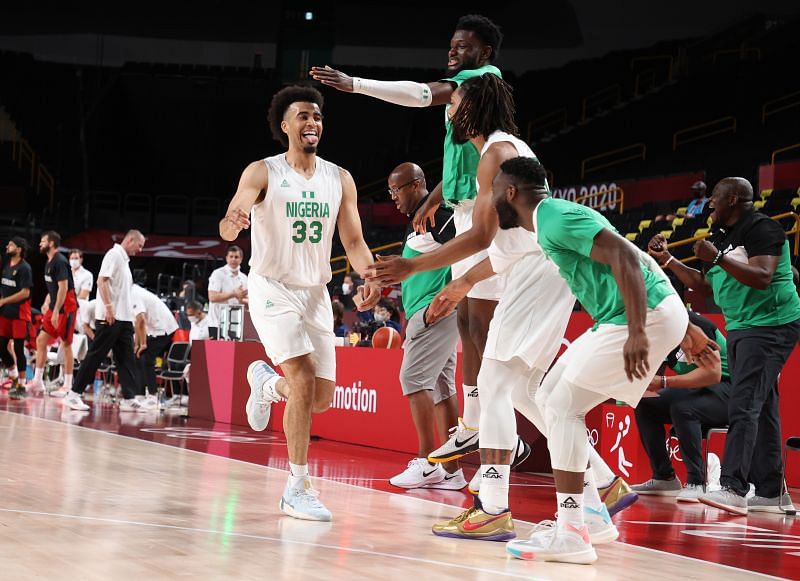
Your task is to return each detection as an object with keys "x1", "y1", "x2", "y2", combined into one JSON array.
[
  {"x1": 157, "y1": 387, "x2": 167, "y2": 411},
  {"x1": 93, "y1": 374, "x2": 103, "y2": 403}
]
